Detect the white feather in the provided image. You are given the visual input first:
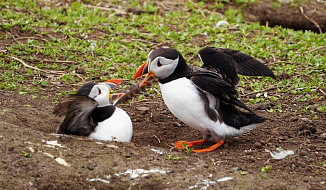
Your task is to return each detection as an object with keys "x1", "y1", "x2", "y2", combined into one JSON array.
[
  {"x1": 89, "y1": 107, "x2": 133, "y2": 142},
  {"x1": 160, "y1": 77, "x2": 257, "y2": 139}
]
